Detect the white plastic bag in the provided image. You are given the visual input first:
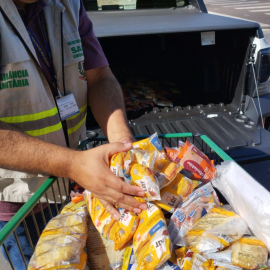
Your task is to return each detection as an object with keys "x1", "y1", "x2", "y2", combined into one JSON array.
[{"x1": 212, "y1": 160, "x2": 270, "y2": 252}]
